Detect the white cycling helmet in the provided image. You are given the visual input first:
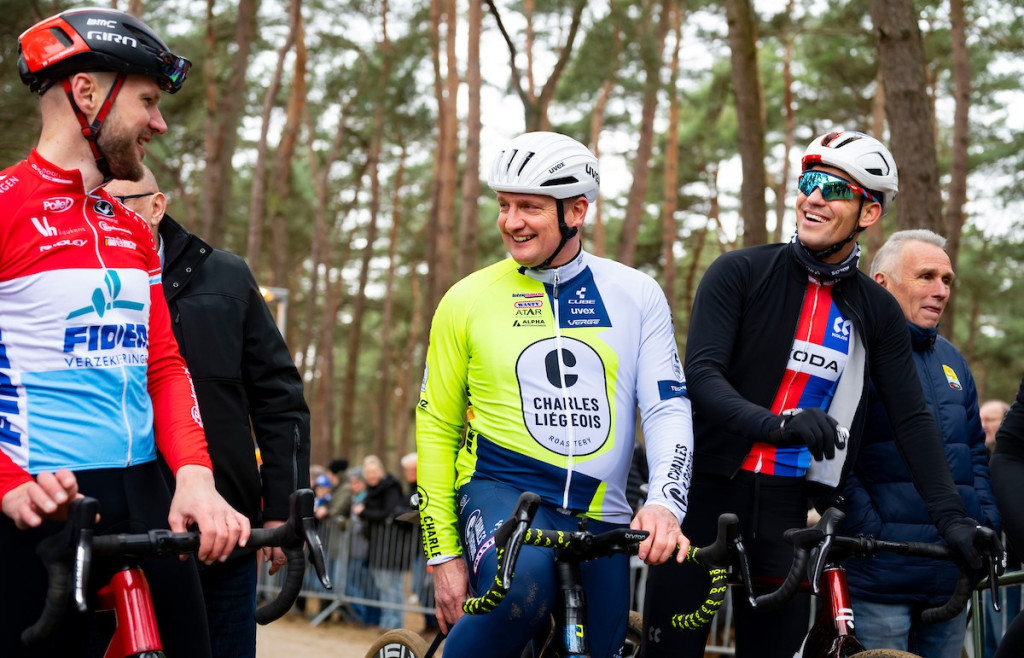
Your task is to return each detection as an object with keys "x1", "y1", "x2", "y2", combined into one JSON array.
[
  {"x1": 488, "y1": 131, "x2": 600, "y2": 202},
  {"x1": 802, "y1": 130, "x2": 899, "y2": 215}
]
